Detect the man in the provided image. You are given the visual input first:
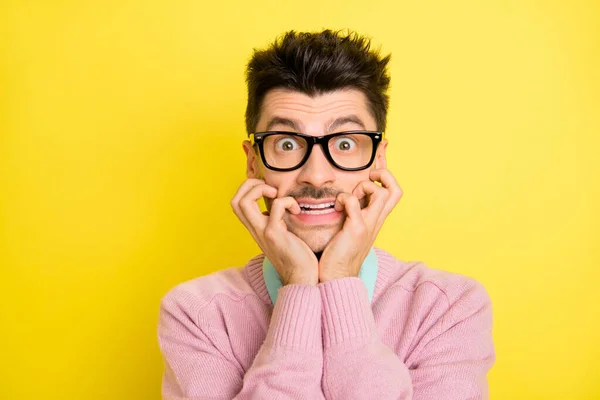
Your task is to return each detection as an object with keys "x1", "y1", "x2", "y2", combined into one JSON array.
[{"x1": 158, "y1": 30, "x2": 495, "y2": 399}]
